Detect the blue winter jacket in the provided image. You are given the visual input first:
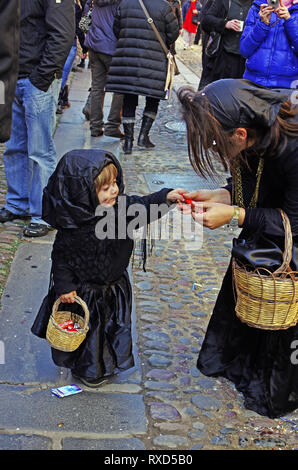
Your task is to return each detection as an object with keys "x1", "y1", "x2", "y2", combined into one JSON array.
[
  {"x1": 240, "y1": 0, "x2": 298, "y2": 88},
  {"x1": 84, "y1": 0, "x2": 120, "y2": 56}
]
